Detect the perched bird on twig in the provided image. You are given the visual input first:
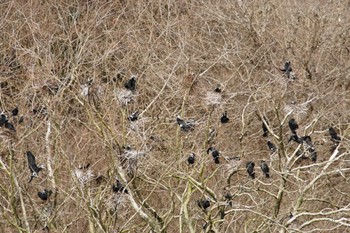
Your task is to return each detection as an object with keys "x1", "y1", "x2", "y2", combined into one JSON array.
[
  {"x1": 0, "y1": 113, "x2": 16, "y2": 132},
  {"x1": 207, "y1": 147, "x2": 220, "y2": 164},
  {"x1": 124, "y1": 75, "x2": 136, "y2": 91},
  {"x1": 176, "y1": 115, "x2": 194, "y2": 132},
  {"x1": 112, "y1": 179, "x2": 129, "y2": 194},
  {"x1": 12, "y1": 107, "x2": 19, "y2": 116},
  {"x1": 267, "y1": 140, "x2": 277, "y2": 152},
  {"x1": 262, "y1": 117, "x2": 269, "y2": 137},
  {"x1": 26, "y1": 151, "x2": 43, "y2": 183},
  {"x1": 187, "y1": 153, "x2": 195, "y2": 165},
  {"x1": 220, "y1": 111, "x2": 229, "y2": 124},
  {"x1": 38, "y1": 189, "x2": 52, "y2": 201},
  {"x1": 260, "y1": 160, "x2": 270, "y2": 178},
  {"x1": 329, "y1": 127, "x2": 341, "y2": 144},
  {"x1": 127, "y1": 111, "x2": 139, "y2": 121},
  {"x1": 197, "y1": 199, "x2": 210, "y2": 211},
  {"x1": 280, "y1": 61, "x2": 293, "y2": 79},
  {"x1": 288, "y1": 119, "x2": 299, "y2": 134},
  {"x1": 246, "y1": 161, "x2": 255, "y2": 179}
]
